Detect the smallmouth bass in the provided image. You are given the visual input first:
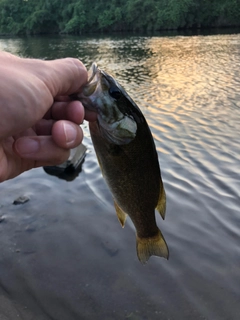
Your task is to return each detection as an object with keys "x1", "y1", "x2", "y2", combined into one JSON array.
[{"x1": 74, "y1": 63, "x2": 169, "y2": 263}]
